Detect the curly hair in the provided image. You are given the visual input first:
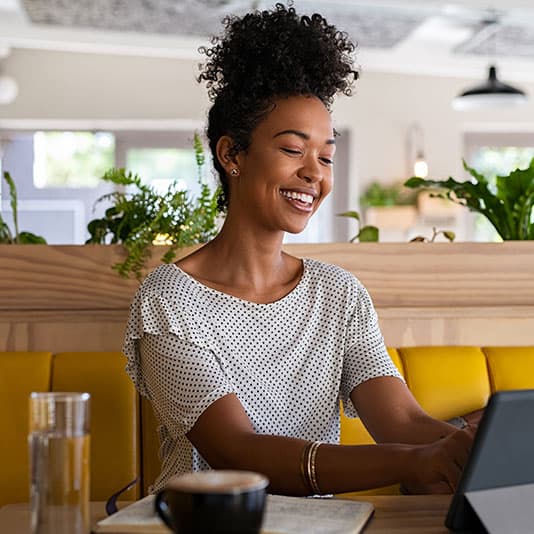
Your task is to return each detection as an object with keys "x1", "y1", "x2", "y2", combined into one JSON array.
[{"x1": 198, "y1": 3, "x2": 358, "y2": 210}]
